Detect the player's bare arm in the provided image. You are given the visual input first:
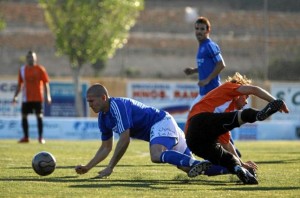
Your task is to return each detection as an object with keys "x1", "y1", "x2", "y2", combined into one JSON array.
[
  {"x1": 220, "y1": 141, "x2": 258, "y2": 171},
  {"x1": 45, "y1": 83, "x2": 52, "y2": 104},
  {"x1": 237, "y1": 85, "x2": 275, "y2": 102},
  {"x1": 237, "y1": 85, "x2": 289, "y2": 113},
  {"x1": 199, "y1": 61, "x2": 225, "y2": 86},
  {"x1": 108, "y1": 129, "x2": 130, "y2": 169},
  {"x1": 75, "y1": 138, "x2": 113, "y2": 174},
  {"x1": 97, "y1": 130, "x2": 130, "y2": 178},
  {"x1": 12, "y1": 84, "x2": 21, "y2": 103},
  {"x1": 220, "y1": 141, "x2": 241, "y2": 161}
]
